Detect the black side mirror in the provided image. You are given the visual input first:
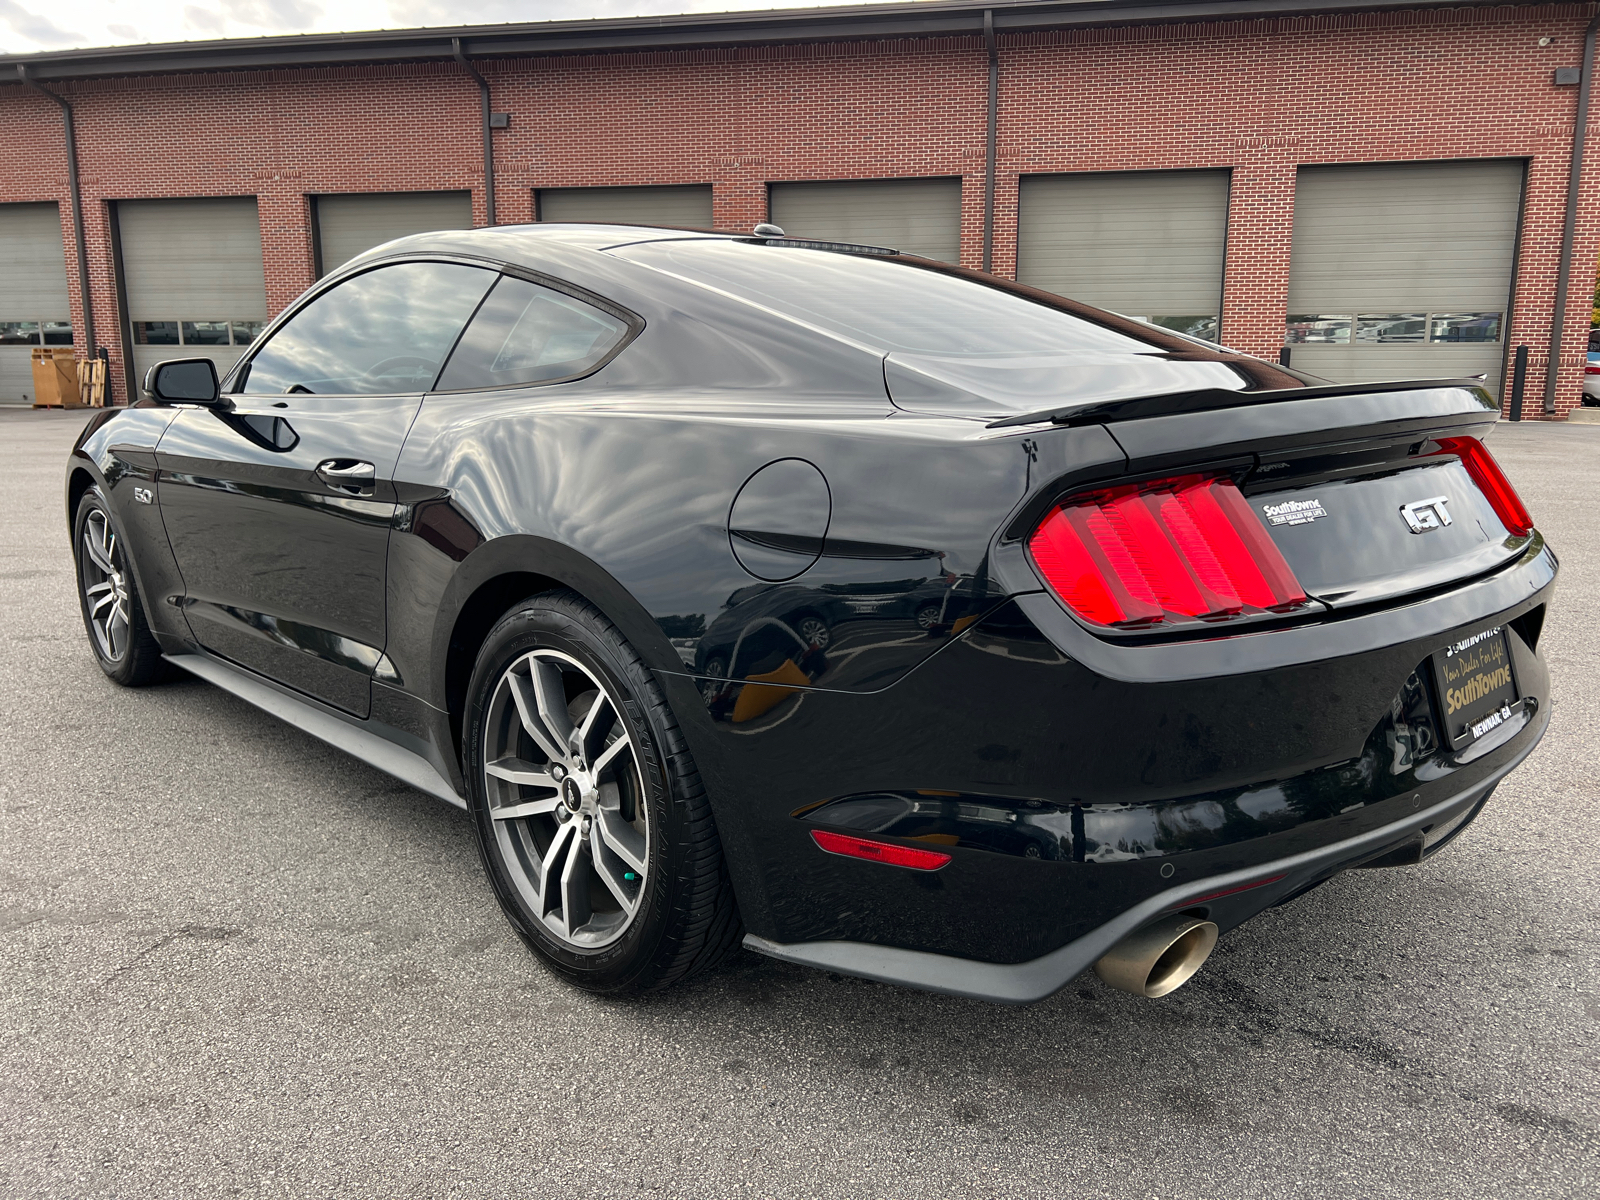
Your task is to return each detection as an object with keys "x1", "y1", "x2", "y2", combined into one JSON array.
[{"x1": 145, "y1": 358, "x2": 224, "y2": 406}]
